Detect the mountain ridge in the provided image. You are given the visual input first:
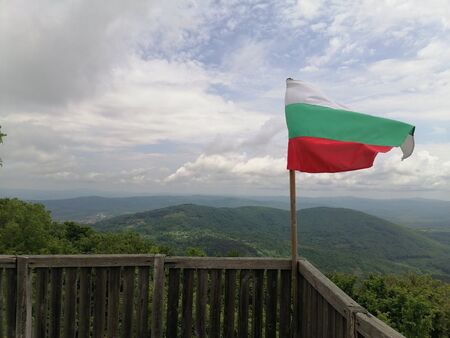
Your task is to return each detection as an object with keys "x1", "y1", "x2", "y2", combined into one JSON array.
[
  {"x1": 93, "y1": 204, "x2": 450, "y2": 279},
  {"x1": 33, "y1": 195, "x2": 450, "y2": 229}
]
